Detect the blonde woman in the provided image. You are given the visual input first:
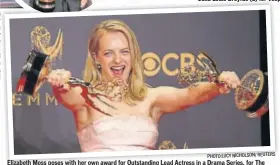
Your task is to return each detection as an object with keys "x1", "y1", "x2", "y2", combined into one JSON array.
[{"x1": 48, "y1": 20, "x2": 241, "y2": 152}]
